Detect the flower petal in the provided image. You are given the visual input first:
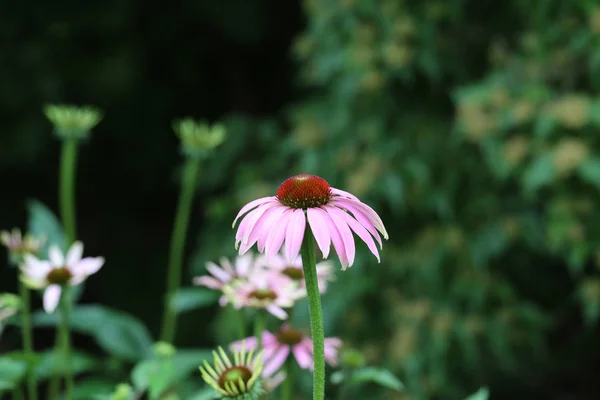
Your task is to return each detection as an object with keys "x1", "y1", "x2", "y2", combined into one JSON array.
[
  {"x1": 266, "y1": 304, "x2": 288, "y2": 320},
  {"x1": 331, "y1": 187, "x2": 360, "y2": 201},
  {"x1": 66, "y1": 241, "x2": 84, "y2": 266},
  {"x1": 23, "y1": 255, "x2": 52, "y2": 280},
  {"x1": 325, "y1": 207, "x2": 356, "y2": 268},
  {"x1": 292, "y1": 342, "x2": 314, "y2": 369},
  {"x1": 230, "y1": 336, "x2": 259, "y2": 352},
  {"x1": 263, "y1": 345, "x2": 290, "y2": 376},
  {"x1": 193, "y1": 276, "x2": 223, "y2": 289},
  {"x1": 206, "y1": 262, "x2": 231, "y2": 283},
  {"x1": 48, "y1": 245, "x2": 64, "y2": 267},
  {"x1": 328, "y1": 206, "x2": 380, "y2": 262},
  {"x1": 71, "y1": 257, "x2": 105, "y2": 277},
  {"x1": 332, "y1": 198, "x2": 388, "y2": 240},
  {"x1": 43, "y1": 285, "x2": 62, "y2": 313},
  {"x1": 284, "y1": 209, "x2": 306, "y2": 263},
  {"x1": 232, "y1": 197, "x2": 278, "y2": 228},
  {"x1": 331, "y1": 199, "x2": 383, "y2": 247},
  {"x1": 239, "y1": 206, "x2": 287, "y2": 255},
  {"x1": 319, "y1": 211, "x2": 348, "y2": 268},
  {"x1": 307, "y1": 208, "x2": 332, "y2": 258},
  {"x1": 264, "y1": 209, "x2": 293, "y2": 258},
  {"x1": 324, "y1": 337, "x2": 343, "y2": 366}
]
